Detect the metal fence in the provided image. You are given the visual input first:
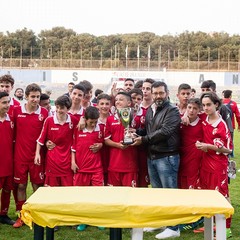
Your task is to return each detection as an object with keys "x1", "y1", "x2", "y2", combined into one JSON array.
[{"x1": 1, "y1": 57, "x2": 240, "y2": 71}]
